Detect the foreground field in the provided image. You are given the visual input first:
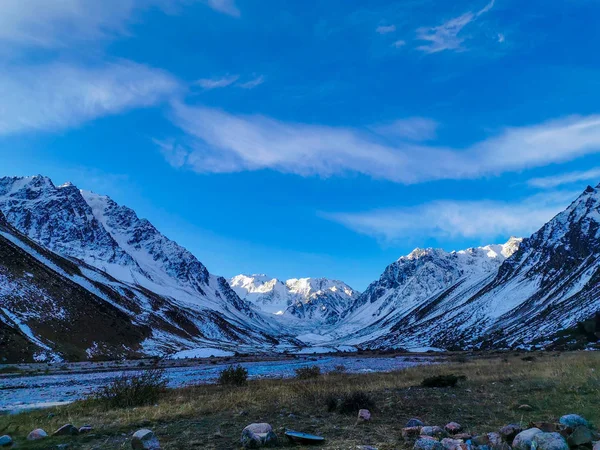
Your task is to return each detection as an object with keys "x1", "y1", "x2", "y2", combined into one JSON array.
[{"x1": 2, "y1": 351, "x2": 599, "y2": 449}]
